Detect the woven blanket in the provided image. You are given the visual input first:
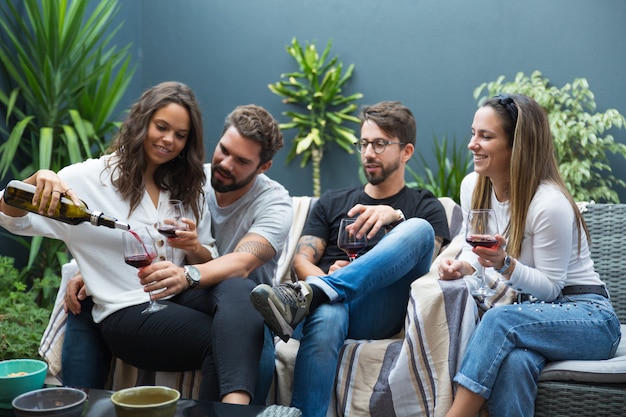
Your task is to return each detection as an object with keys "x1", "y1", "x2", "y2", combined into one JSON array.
[{"x1": 329, "y1": 234, "x2": 478, "y2": 417}]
